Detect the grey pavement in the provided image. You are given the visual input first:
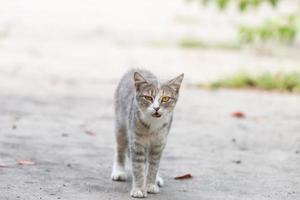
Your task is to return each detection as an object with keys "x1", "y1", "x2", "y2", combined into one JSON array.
[{"x1": 0, "y1": 80, "x2": 300, "y2": 200}]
